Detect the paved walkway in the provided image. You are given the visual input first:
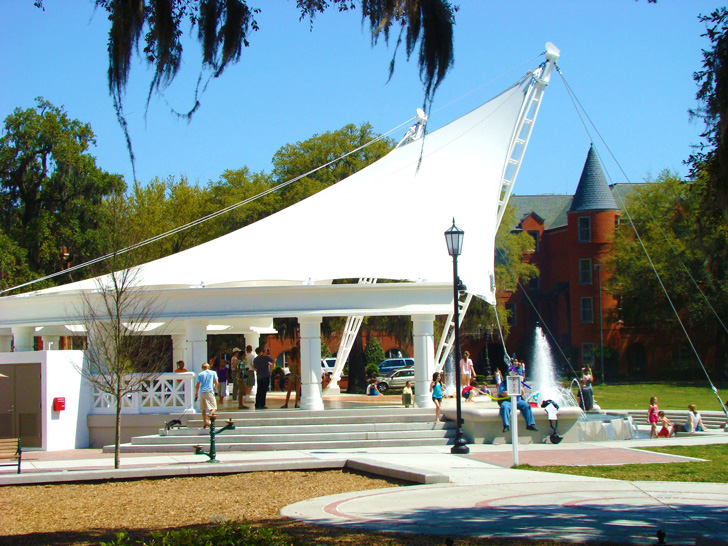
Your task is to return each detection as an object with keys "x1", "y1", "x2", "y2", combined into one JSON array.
[{"x1": 2, "y1": 431, "x2": 727, "y2": 545}]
